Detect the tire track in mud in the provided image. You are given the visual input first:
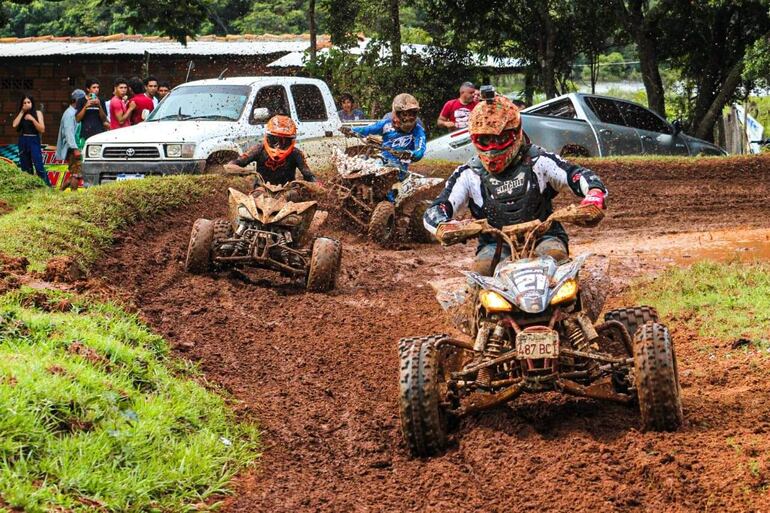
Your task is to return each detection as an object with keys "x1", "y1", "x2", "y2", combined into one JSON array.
[{"x1": 90, "y1": 162, "x2": 770, "y2": 512}]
